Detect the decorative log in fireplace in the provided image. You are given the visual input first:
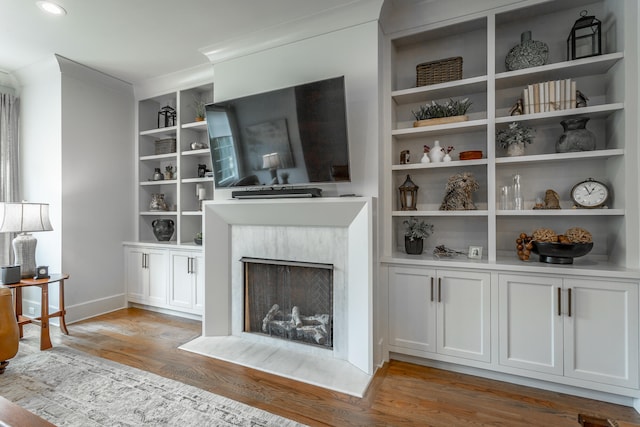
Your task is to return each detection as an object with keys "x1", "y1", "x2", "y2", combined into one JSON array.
[
  {"x1": 242, "y1": 257, "x2": 334, "y2": 349},
  {"x1": 261, "y1": 304, "x2": 331, "y2": 345}
]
